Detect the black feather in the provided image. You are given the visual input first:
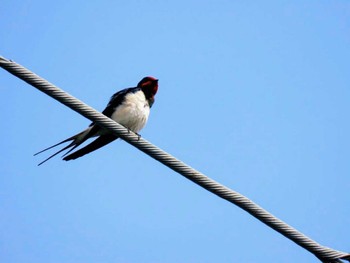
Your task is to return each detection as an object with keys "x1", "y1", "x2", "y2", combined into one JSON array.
[{"x1": 63, "y1": 135, "x2": 118, "y2": 161}]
